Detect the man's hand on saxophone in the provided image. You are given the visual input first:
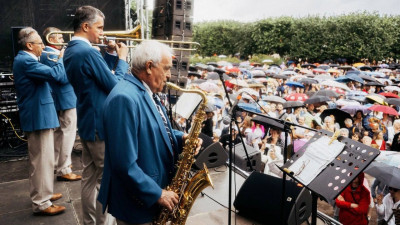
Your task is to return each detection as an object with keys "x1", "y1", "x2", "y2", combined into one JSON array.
[
  {"x1": 157, "y1": 190, "x2": 179, "y2": 212},
  {"x1": 183, "y1": 134, "x2": 203, "y2": 155}
]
